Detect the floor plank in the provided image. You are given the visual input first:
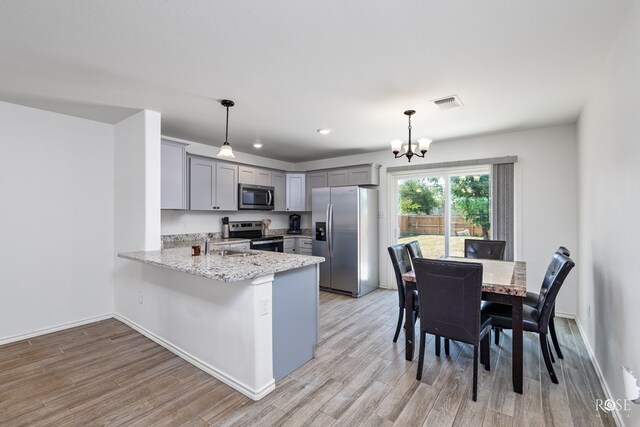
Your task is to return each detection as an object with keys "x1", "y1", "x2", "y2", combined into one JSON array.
[{"x1": 0, "y1": 291, "x2": 608, "y2": 426}]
